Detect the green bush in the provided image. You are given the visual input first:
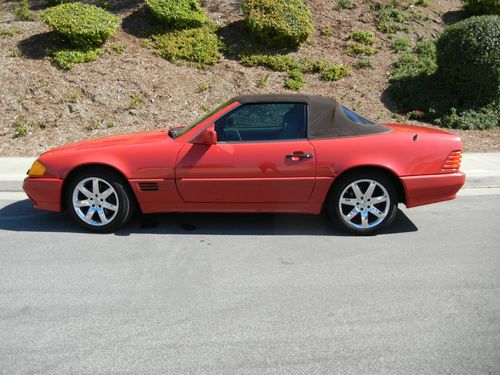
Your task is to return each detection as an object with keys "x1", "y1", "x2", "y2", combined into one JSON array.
[
  {"x1": 242, "y1": 0, "x2": 314, "y2": 48},
  {"x1": 436, "y1": 15, "x2": 500, "y2": 107},
  {"x1": 284, "y1": 69, "x2": 305, "y2": 91},
  {"x1": 321, "y1": 64, "x2": 351, "y2": 81},
  {"x1": 350, "y1": 30, "x2": 375, "y2": 45},
  {"x1": 347, "y1": 42, "x2": 376, "y2": 56},
  {"x1": 145, "y1": 0, "x2": 210, "y2": 29},
  {"x1": 392, "y1": 37, "x2": 411, "y2": 53},
  {"x1": 390, "y1": 39, "x2": 437, "y2": 82},
  {"x1": 41, "y1": 3, "x2": 119, "y2": 48},
  {"x1": 51, "y1": 47, "x2": 104, "y2": 70},
  {"x1": 462, "y1": 0, "x2": 500, "y2": 15},
  {"x1": 376, "y1": 3, "x2": 408, "y2": 33},
  {"x1": 239, "y1": 53, "x2": 301, "y2": 72},
  {"x1": 152, "y1": 26, "x2": 221, "y2": 68},
  {"x1": 439, "y1": 104, "x2": 500, "y2": 130}
]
